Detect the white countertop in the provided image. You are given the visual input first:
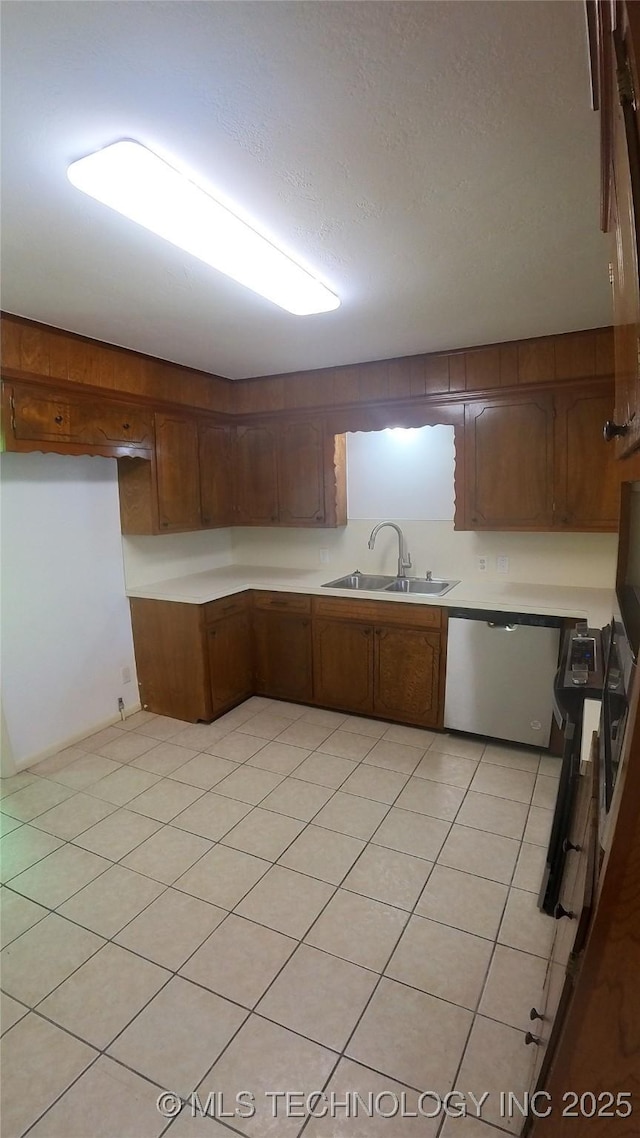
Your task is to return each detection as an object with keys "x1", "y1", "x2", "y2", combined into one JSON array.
[{"x1": 126, "y1": 564, "x2": 615, "y2": 627}]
